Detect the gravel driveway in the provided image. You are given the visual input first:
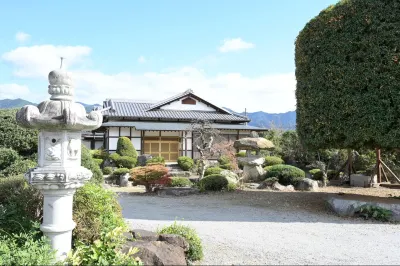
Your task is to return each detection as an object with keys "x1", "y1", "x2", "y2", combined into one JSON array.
[{"x1": 119, "y1": 191, "x2": 400, "y2": 265}]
